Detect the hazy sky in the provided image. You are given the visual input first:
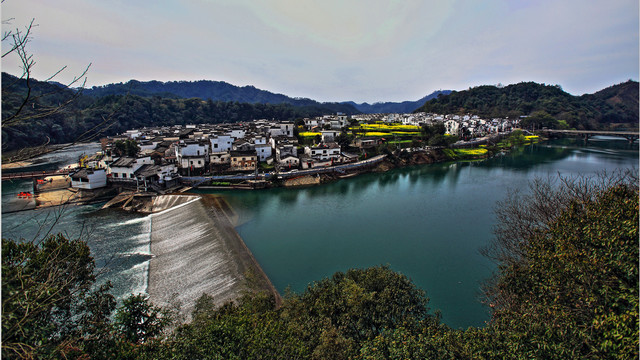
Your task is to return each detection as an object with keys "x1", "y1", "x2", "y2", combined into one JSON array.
[{"x1": 2, "y1": 0, "x2": 638, "y2": 103}]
